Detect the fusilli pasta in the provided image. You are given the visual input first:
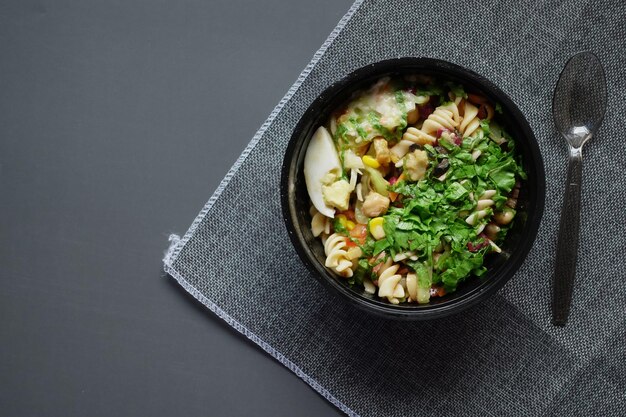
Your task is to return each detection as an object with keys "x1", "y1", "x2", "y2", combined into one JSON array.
[
  {"x1": 459, "y1": 101, "x2": 480, "y2": 137},
  {"x1": 310, "y1": 206, "x2": 331, "y2": 237},
  {"x1": 375, "y1": 257, "x2": 405, "y2": 304},
  {"x1": 323, "y1": 233, "x2": 361, "y2": 278},
  {"x1": 392, "y1": 101, "x2": 461, "y2": 160}
]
